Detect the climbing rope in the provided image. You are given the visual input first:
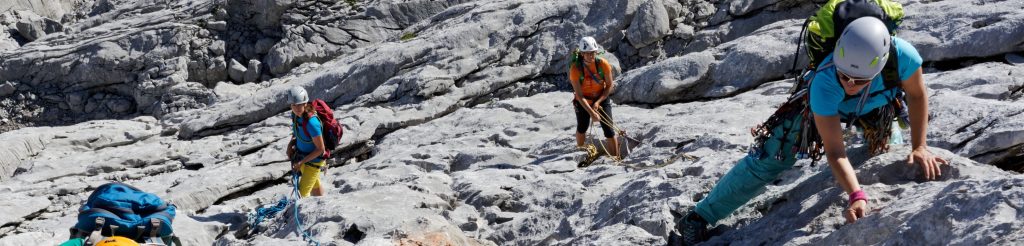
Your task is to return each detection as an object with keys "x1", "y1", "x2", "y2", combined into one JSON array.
[
  {"x1": 595, "y1": 106, "x2": 624, "y2": 133},
  {"x1": 246, "y1": 172, "x2": 321, "y2": 246},
  {"x1": 247, "y1": 196, "x2": 290, "y2": 233},
  {"x1": 581, "y1": 106, "x2": 625, "y2": 165},
  {"x1": 289, "y1": 172, "x2": 322, "y2": 246},
  {"x1": 578, "y1": 120, "x2": 600, "y2": 167},
  {"x1": 596, "y1": 106, "x2": 638, "y2": 161}
]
